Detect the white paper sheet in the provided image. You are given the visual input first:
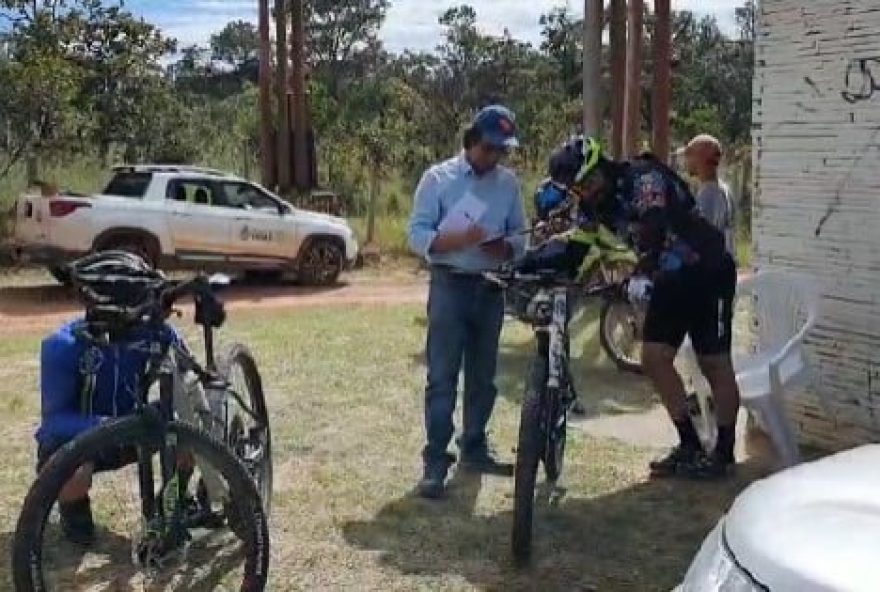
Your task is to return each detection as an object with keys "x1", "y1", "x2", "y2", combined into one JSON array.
[{"x1": 438, "y1": 192, "x2": 487, "y2": 234}]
